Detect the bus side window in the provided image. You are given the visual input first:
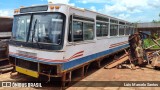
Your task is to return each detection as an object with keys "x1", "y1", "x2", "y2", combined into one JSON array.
[
  {"x1": 96, "y1": 23, "x2": 108, "y2": 37},
  {"x1": 96, "y1": 23, "x2": 101, "y2": 36},
  {"x1": 125, "y1": 26, "x2": 129, "y2": 35},
  {"x1": 68, "y1": 15, "x2": 94, "y2": 42},
  {"x1": 84, "y1": 23, "x2": 94, "y2": 40},
  {"x1": 110, "y1": 24, "x2": 118, "y2": 36},
  {"x1": 119, "y1": 25, "x2": 125, "y2": 35},
  {"x1": 73, "y1": 21, "x2": 83, "y2": 41}
]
